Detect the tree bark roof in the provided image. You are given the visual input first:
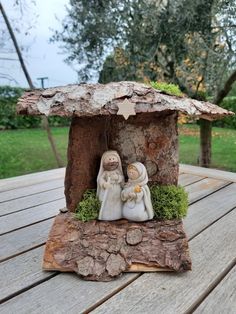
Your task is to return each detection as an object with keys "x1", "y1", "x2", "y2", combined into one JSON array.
[{"x1": 17, "y1": 81, "x2": 234, "y2": 120}]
